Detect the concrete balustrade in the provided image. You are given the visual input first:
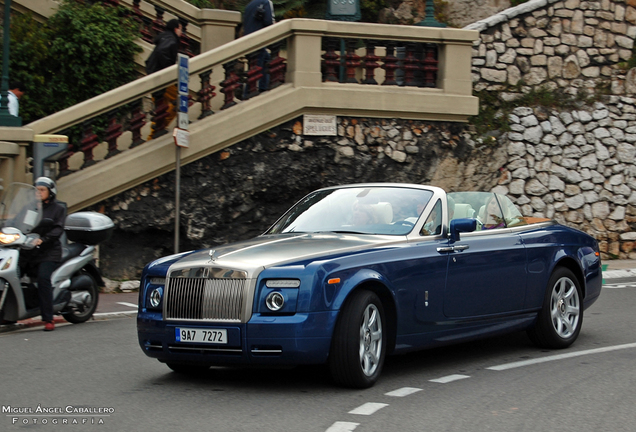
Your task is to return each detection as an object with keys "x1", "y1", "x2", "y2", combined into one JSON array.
[{"x1": 4, "y1": 18, "x2": 477, "y2": 212}]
